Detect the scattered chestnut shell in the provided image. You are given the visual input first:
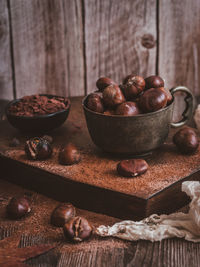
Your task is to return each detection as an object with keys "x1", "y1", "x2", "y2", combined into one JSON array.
[
  {"x1": 159, "y1": 87, "x2": 172, "y2": 104},
  {"x1": 145, "y1": 75, "x2": 164, "y2": 90},
  {"x1": 117, "y1": 159, "x2": 148, "y2": 177},
  {"x1": 59, "y1": 143, "x2": 81, "y2": 165},
  {"x1": 86, "y1": 93, "x2": 104, "y2": 113},
  {"x1": 139, "y1": 88, "x2": 167, "y2": 113},
  {"x1": 122, "y1": 75, "x2": 145, "y2": 99},
  {"x1": 51, "y1": 203, "x2": 76, "y2": 227},
  {"x1": 115, "y1": 102, "x2": 140, "y2": 116},
  {"x1": 63, "y1": 216, "x2": 92, "y2": 242},
  {"x1": 103, "y1": 84, "x2": 125, "y2": 108},
  {"x1": 7, "y1": 196, "x2": 31, "y2": 219},
  {"x1": 96, "y1": 77, "x2": 116, "y2": 92},
  {"x1": 25, "y1": 137, "x2": 52, "y2": 160},
  {"x1": 173, "y1": 127, "x2": 199, "y2": 154}
]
